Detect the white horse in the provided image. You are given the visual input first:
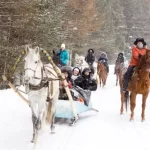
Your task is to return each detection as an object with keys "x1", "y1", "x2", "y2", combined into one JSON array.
[
  {"x1": 24, "y1": 46, "x2": 60, "y2": 143},
  {"x1": 75, "y1": 53, "x2": 99, "y2": 85}
]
